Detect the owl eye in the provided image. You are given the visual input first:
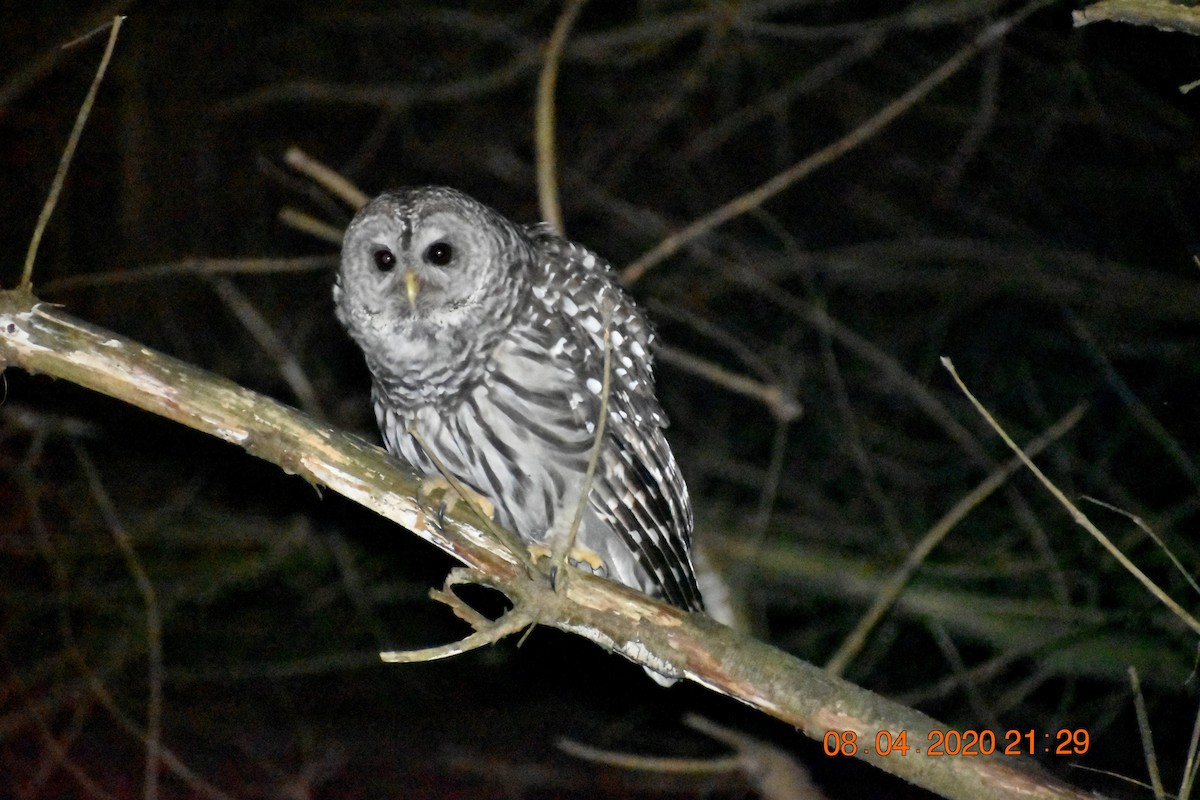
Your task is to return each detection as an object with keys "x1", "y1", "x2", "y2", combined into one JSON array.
[
  {"x1": 423, "y1": 241, "x2": 454, "y2": 266},
  {"x1": 373, "y1": 249, "x2": 396, "y2": 272}
]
